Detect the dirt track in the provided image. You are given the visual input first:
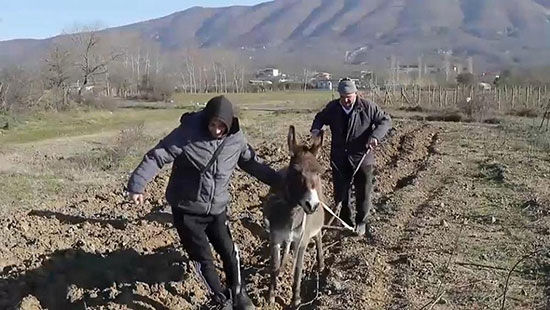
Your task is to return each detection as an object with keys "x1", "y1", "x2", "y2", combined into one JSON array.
[{"x1": 1, "y1": 113, "x2": 549, "y2": 310}]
